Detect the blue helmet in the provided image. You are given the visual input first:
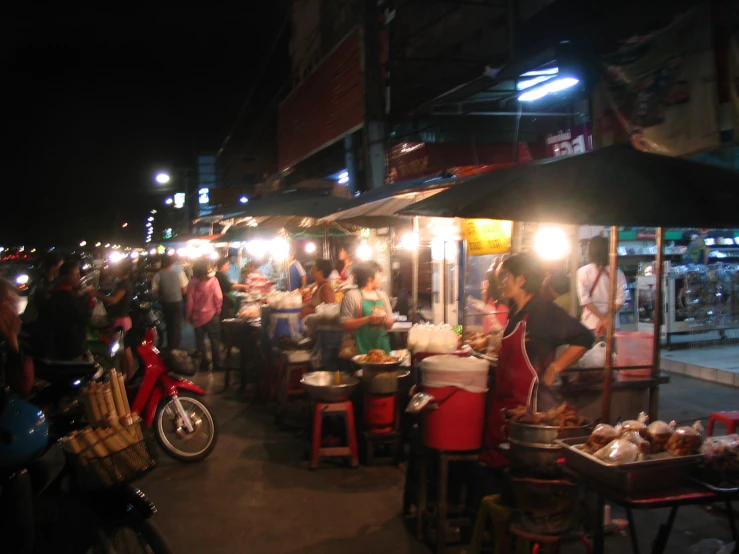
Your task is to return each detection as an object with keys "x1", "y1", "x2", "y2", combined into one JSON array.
[{"x1": 0, "y1": 395, "x2": 49, "y2": 471}]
